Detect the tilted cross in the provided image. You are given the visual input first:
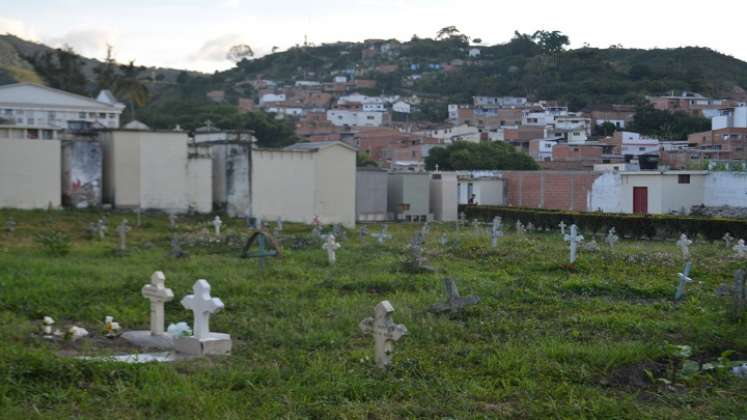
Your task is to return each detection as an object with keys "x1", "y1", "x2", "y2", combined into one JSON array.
[
  {"x1": 181, "y1": 279, "x2": 224, "y2": 340},
  {"x1": 733, "y1": 239, "x2": 747, "y2": 258},
  {"x1": 430, "y1": 278, "x2": 480, "y2": 313},
  {"x1": 141, "y1": 271, "x2": 174, "y2": 335},
  {"x1": 676, "y1": 234, "x2": 692, "y2": 259},
  {"x1": 212, "y1": 216, "x2": 223, "y2": 236},
  {"x1": 242, "y1": 231, "x2": 279, "y2": 271},
  {"x1": 675, "y1": 261, "x2": 693, "y2": 301},
  {"x1": 558, "y1": 221, "x2": 567, "y2": 235},
  {"x1": 322, "y1": 234, "x2": 341, "y2": 265},
  {"x1": 564, "y1": 224, "x2": 584, "y2": 263},
  {"x1": 359, "y1": 300, "x2": 407, "y2": 369}
]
